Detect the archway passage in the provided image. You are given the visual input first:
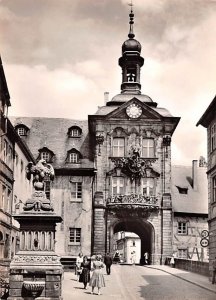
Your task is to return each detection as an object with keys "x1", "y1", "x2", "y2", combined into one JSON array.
[{"x1": 110, "y1": 218, "x2": 154, "y2": 265}]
